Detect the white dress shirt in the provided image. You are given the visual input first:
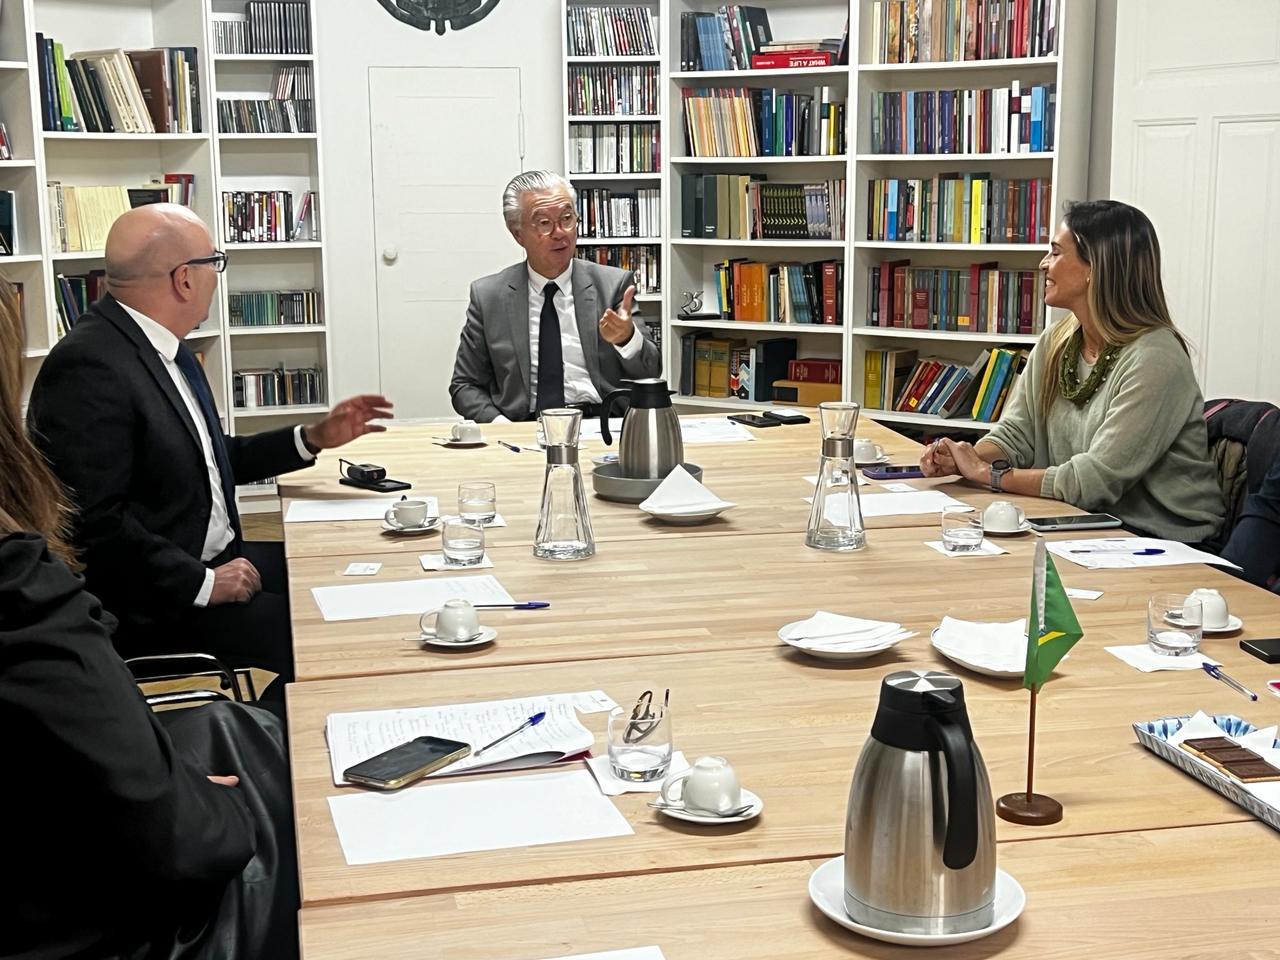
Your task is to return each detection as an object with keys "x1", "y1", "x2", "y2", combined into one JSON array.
[
  {"x1": 120, "y1": 303, "x2": 313, "y2": 606},
  {"x1": 506, "y1": 260, "x2": 642, "y2": 421}
]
